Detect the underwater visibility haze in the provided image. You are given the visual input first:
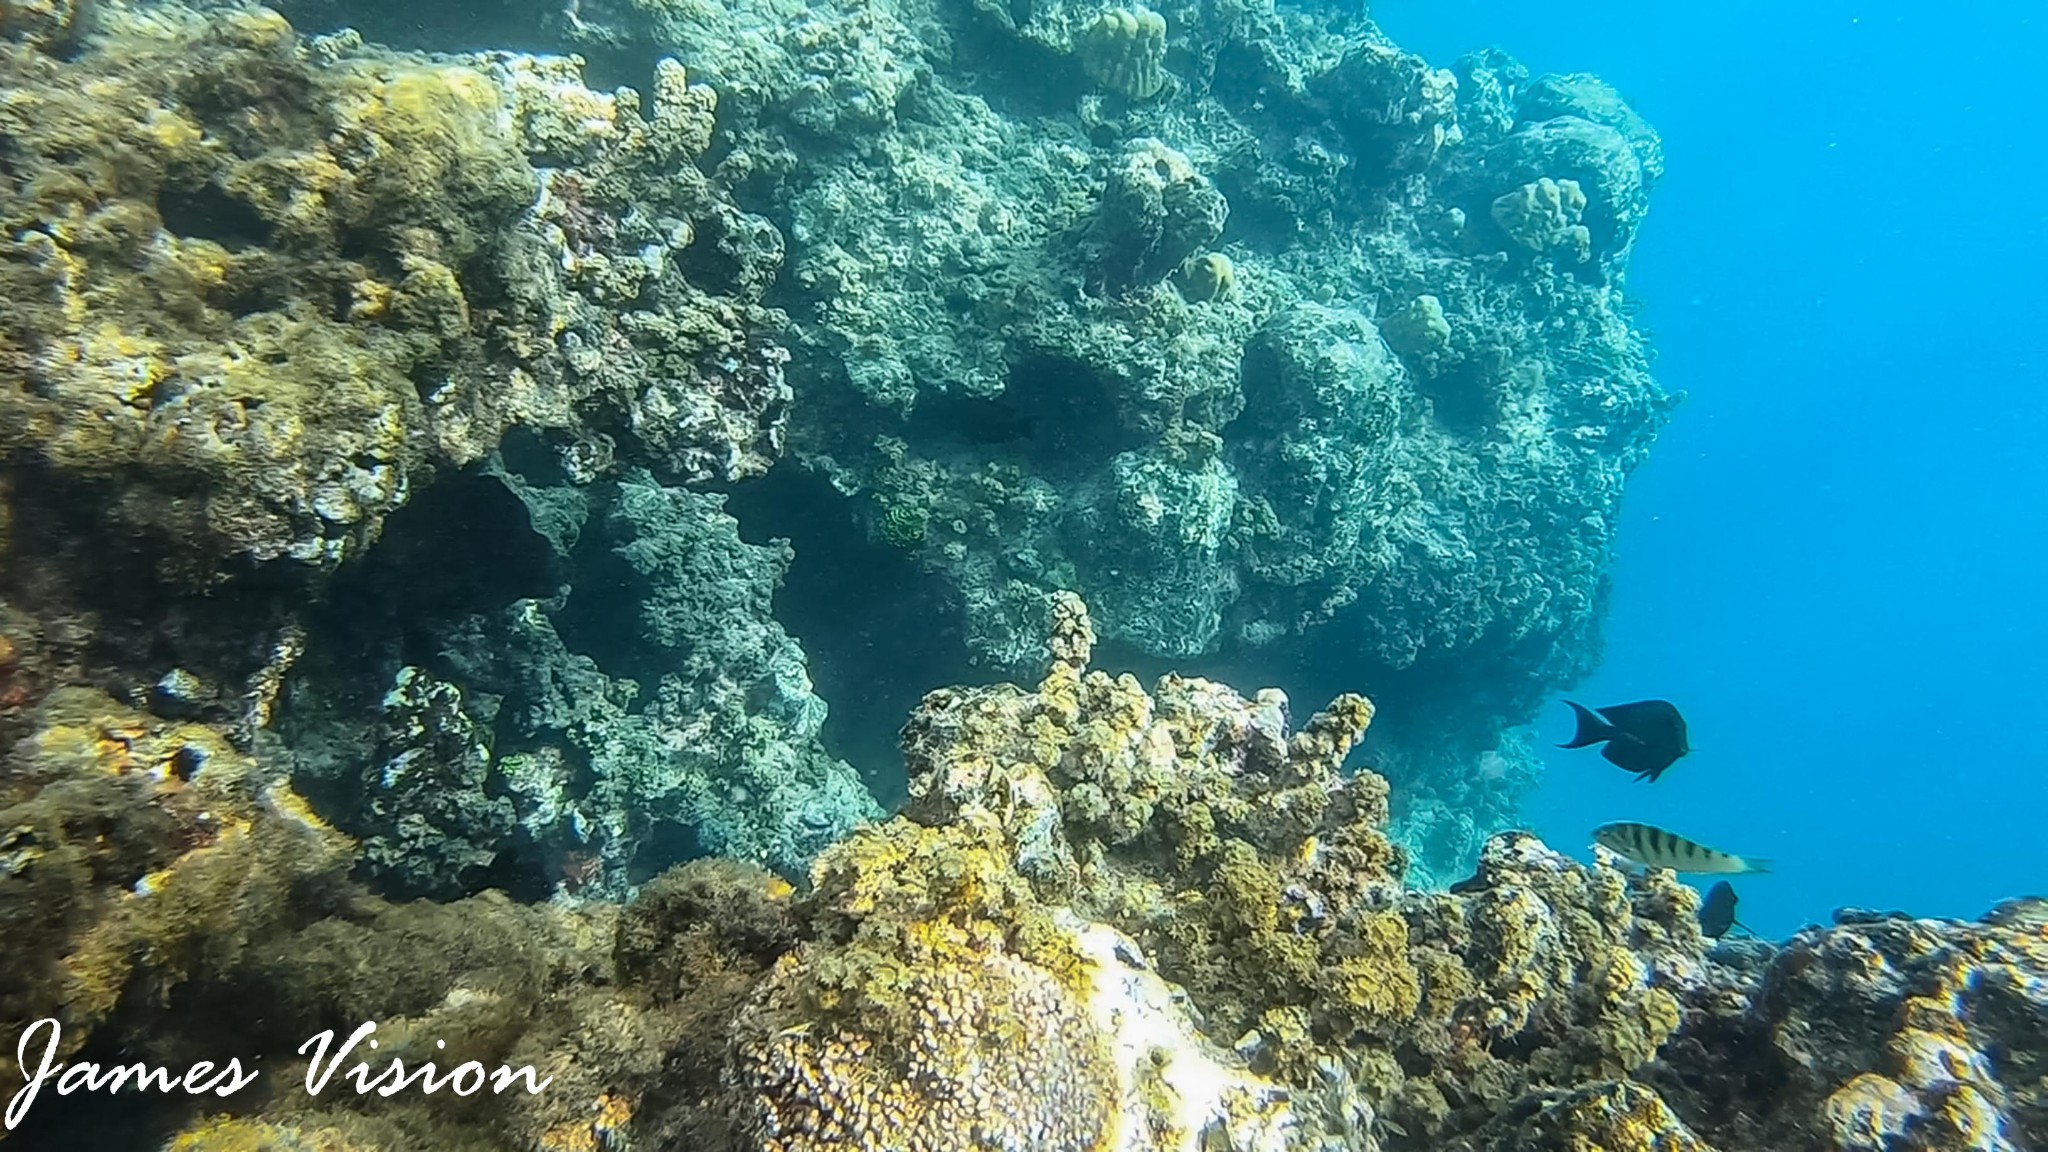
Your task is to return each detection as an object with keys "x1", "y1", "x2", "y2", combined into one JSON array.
[
  {"x1": 1378, "y1": 0, "x2": 2048, "y2": 939},
  {"x1": 0, "y1": 0, "x2": 2042, "y2": 1148}
]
